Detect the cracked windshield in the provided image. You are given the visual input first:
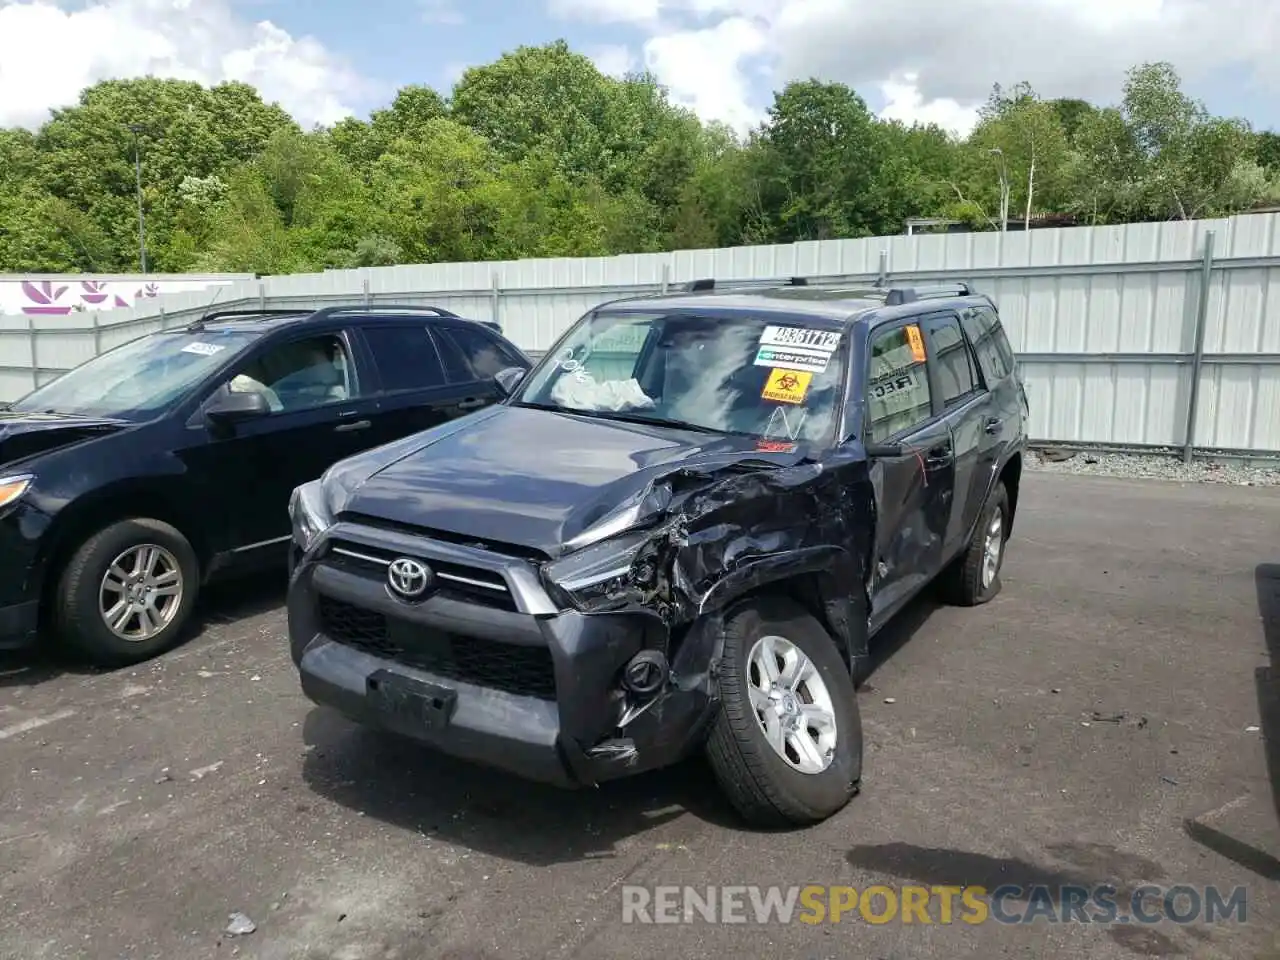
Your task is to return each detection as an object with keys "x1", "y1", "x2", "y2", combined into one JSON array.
[{"x1": 516, "y1": 310, "x2": 847, "y2": 444}]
